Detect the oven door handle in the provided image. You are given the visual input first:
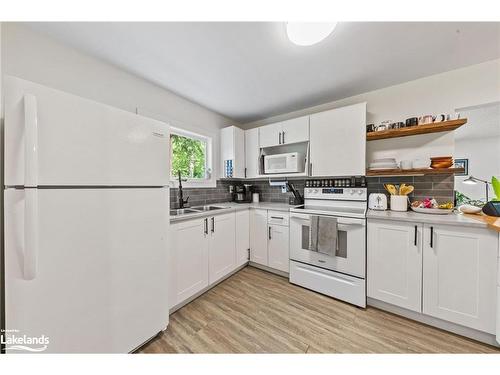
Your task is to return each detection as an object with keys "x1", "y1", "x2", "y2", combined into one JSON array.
[
  {"x1": 290, "y1": 213, "x2": 311, "y2": 220},
  {"x1": 291, "y1": 212, "x2": 365, "y2": 226}
]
